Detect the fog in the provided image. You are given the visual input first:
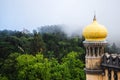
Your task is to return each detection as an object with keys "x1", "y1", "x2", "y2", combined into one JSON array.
[{"x1": 0, "y1": 0, "x2": 120, "y2": 45}]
